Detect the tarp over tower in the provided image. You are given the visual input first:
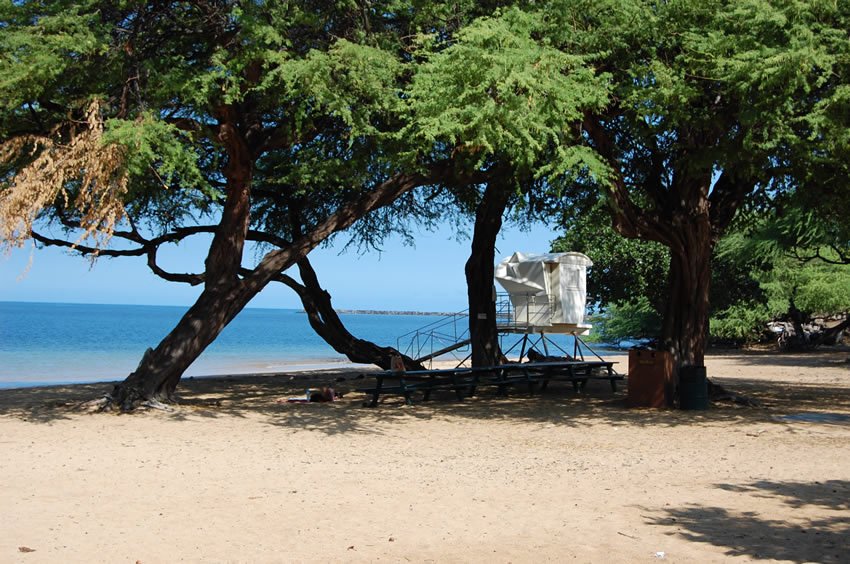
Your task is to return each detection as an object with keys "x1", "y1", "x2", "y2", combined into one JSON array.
[{"x1": 494, "y1": 252, "x2": 593, "y2": 334}]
